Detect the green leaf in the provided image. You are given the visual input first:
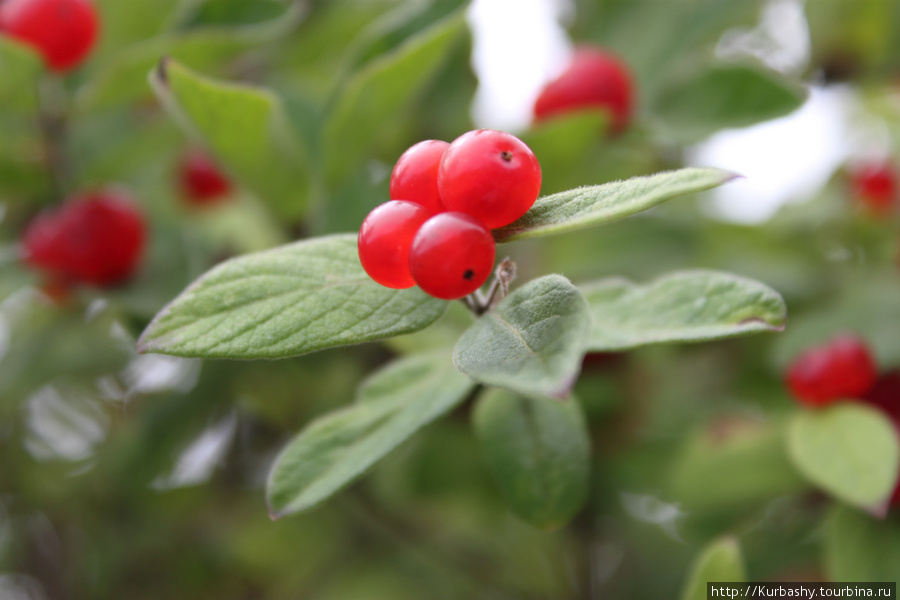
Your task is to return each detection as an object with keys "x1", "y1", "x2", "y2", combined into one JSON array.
[
  {"x1": 582, "y1": 270, "x2": 787, "y2": 351},
  {"x1": 137, "y1": 234, "x2": 448, "y2": 359},
  {"x1": 680, "y1": 537, "x2": 746, "y2": 600},
  {"x1": 150, "y1": 58, "x2": 308, "y2": 218},
  {"x1": 322, "y1": 10, "x2": 466, "y2": 184},
  {"x1": 787, "y1": 404, "x2": 900, "y2": 510},
  {"x1": 668, "y1": 418, "x2": 806, "y2": 513},
  {"x1": 266, "y1": 351, "x2": 474, "y2": 517},
  {"x1": 656, "y1": 63, "x2": 807, "y2": 142},
  {"x1": 473, "y1": 388, "x2": 590, "y2": 529},
  {"x1": 0, "y1": 37, "x2": 42, "y2": 111},
  {"x1": 493, "y1": 168, "x2": 739, "y2": 243},
  {"x1": 453, "y1": 275, "x2": 591, "y2": 400},
  {"x1": 824, "y1": 504, "x2": 900, "y2": 582}
]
